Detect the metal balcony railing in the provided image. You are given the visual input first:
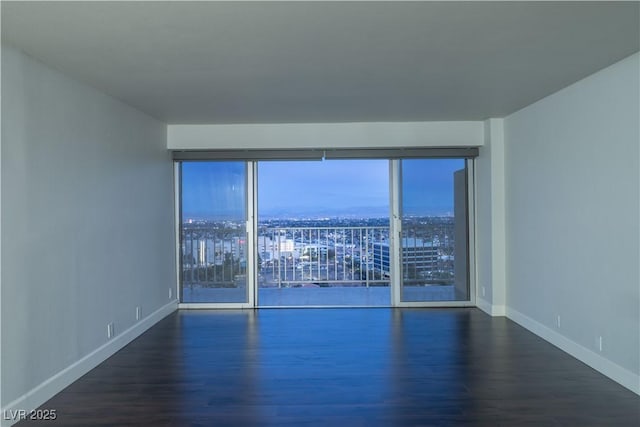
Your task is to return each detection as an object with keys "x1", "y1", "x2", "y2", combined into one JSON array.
[
  {"x1": 257, "y1": 226, "x2": 389, "y2": 288},
  {"x1": 181, "y1": 223, "x2": 455, "y2": 288},
  {"x1": 181, "y1": 224, "x2": 247, "y2": 286}
]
